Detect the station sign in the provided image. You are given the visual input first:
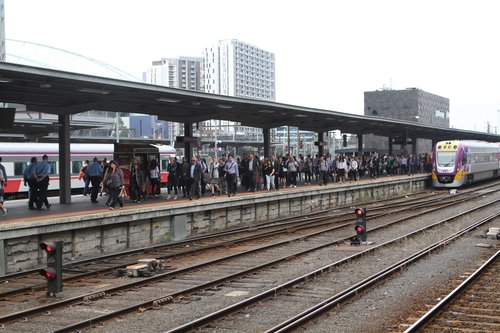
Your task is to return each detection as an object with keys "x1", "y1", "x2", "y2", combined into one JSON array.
[
  {"x1": 176, "y1": 136, "x2": 201, "y2": 144},
  {"x1": 393, "y1": 138, "x2": 413, "y2": 145}
]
